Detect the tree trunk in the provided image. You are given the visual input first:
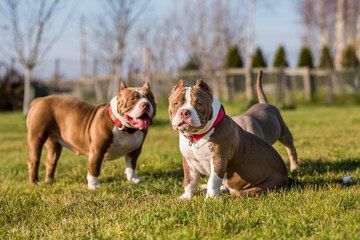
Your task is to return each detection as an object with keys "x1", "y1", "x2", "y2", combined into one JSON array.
[
  {"x1": 334, "y1": 0, "x2": 345, "y2": 70},
  {"x1": 356, "y1": 0, "x2": 360, "y2": 59},
  {"x1": 112, "y1": 63, "x2": 121, "y2": 97},
  {"x1": 23, "y1": 67, "x2": 32, "y2": 115},
  {"x1": 245, "y1": 68, "x2": 254, "y2": 101},
  {"x1": 317, "y1": 0, "x2": 328, "y2": 47}
]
